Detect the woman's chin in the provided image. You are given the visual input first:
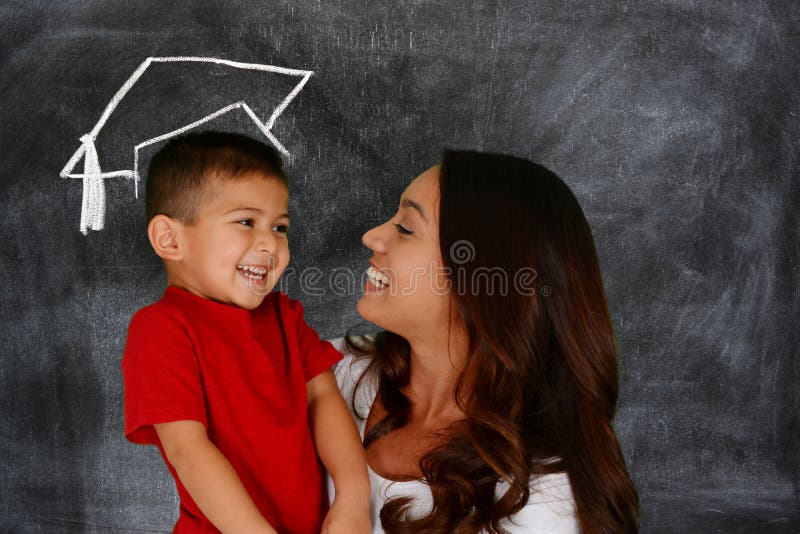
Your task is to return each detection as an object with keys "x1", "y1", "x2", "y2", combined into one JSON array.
[
  {"x1": 356, "y1": 296, "x2": 374, "y2": 320},
  {"x1": 356, "y1": 297, "x2": 390, "y2": 330}
]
